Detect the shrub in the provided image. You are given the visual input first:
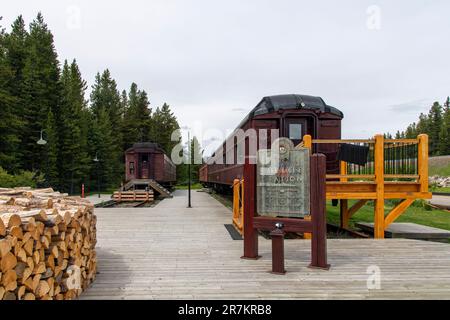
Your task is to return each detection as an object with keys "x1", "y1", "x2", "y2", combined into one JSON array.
[{"x1": 0, "y1": 167, "x2": 45, "y2": 188}]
